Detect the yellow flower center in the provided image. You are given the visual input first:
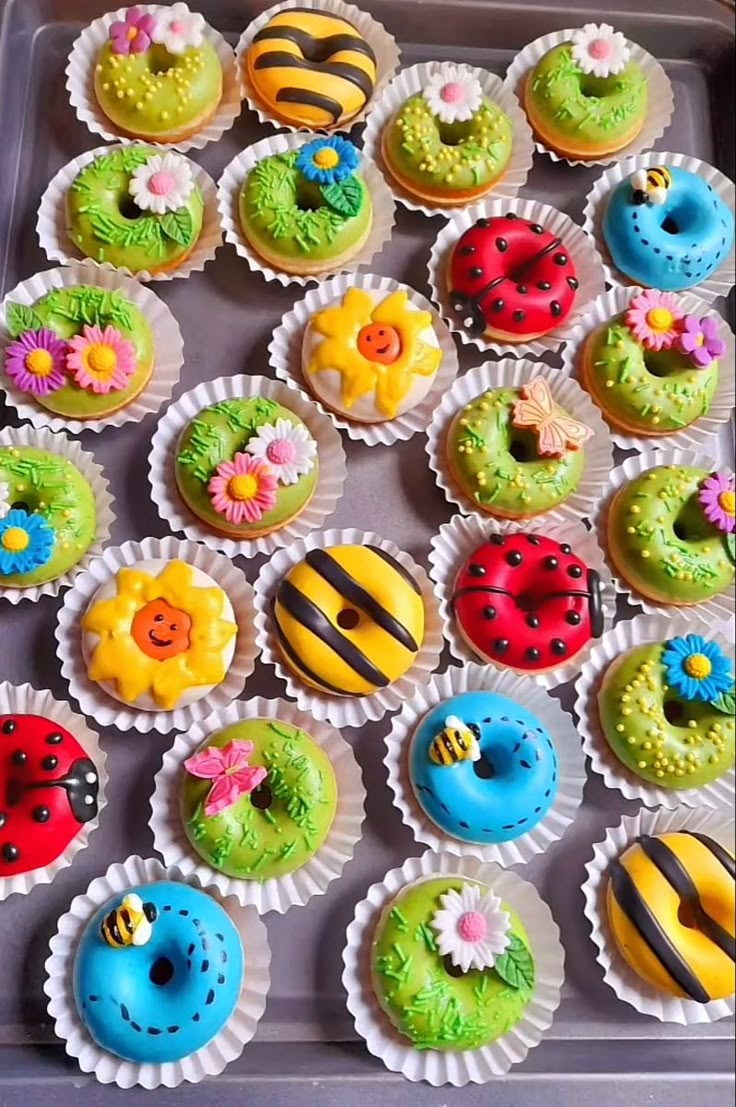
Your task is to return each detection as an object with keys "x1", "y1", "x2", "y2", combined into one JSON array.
[
  {"x1": 1, "y1": 527, "x2": 30, "y2": 553},
  {"x1": 85, "y1": 343, "x2": 118, "y2": 378},
  {"x1": 718, "y1": 490, "x2": 735, "y2": 516},
  {"x1": 25, "y1": 349, "x2": 54, "y2": 377},
  {"x1": 646, "y1": 307, "x2": 675, "y2": 332},
  {"x1": 228, "y1": 474, "x2": 259, "y2": 501},
  {"x1": 313, "y1": 147, "x2": 340, "y2": 169},
  {"x1": 684, "y1": 653, "x2": 712, "y2": 680}
]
